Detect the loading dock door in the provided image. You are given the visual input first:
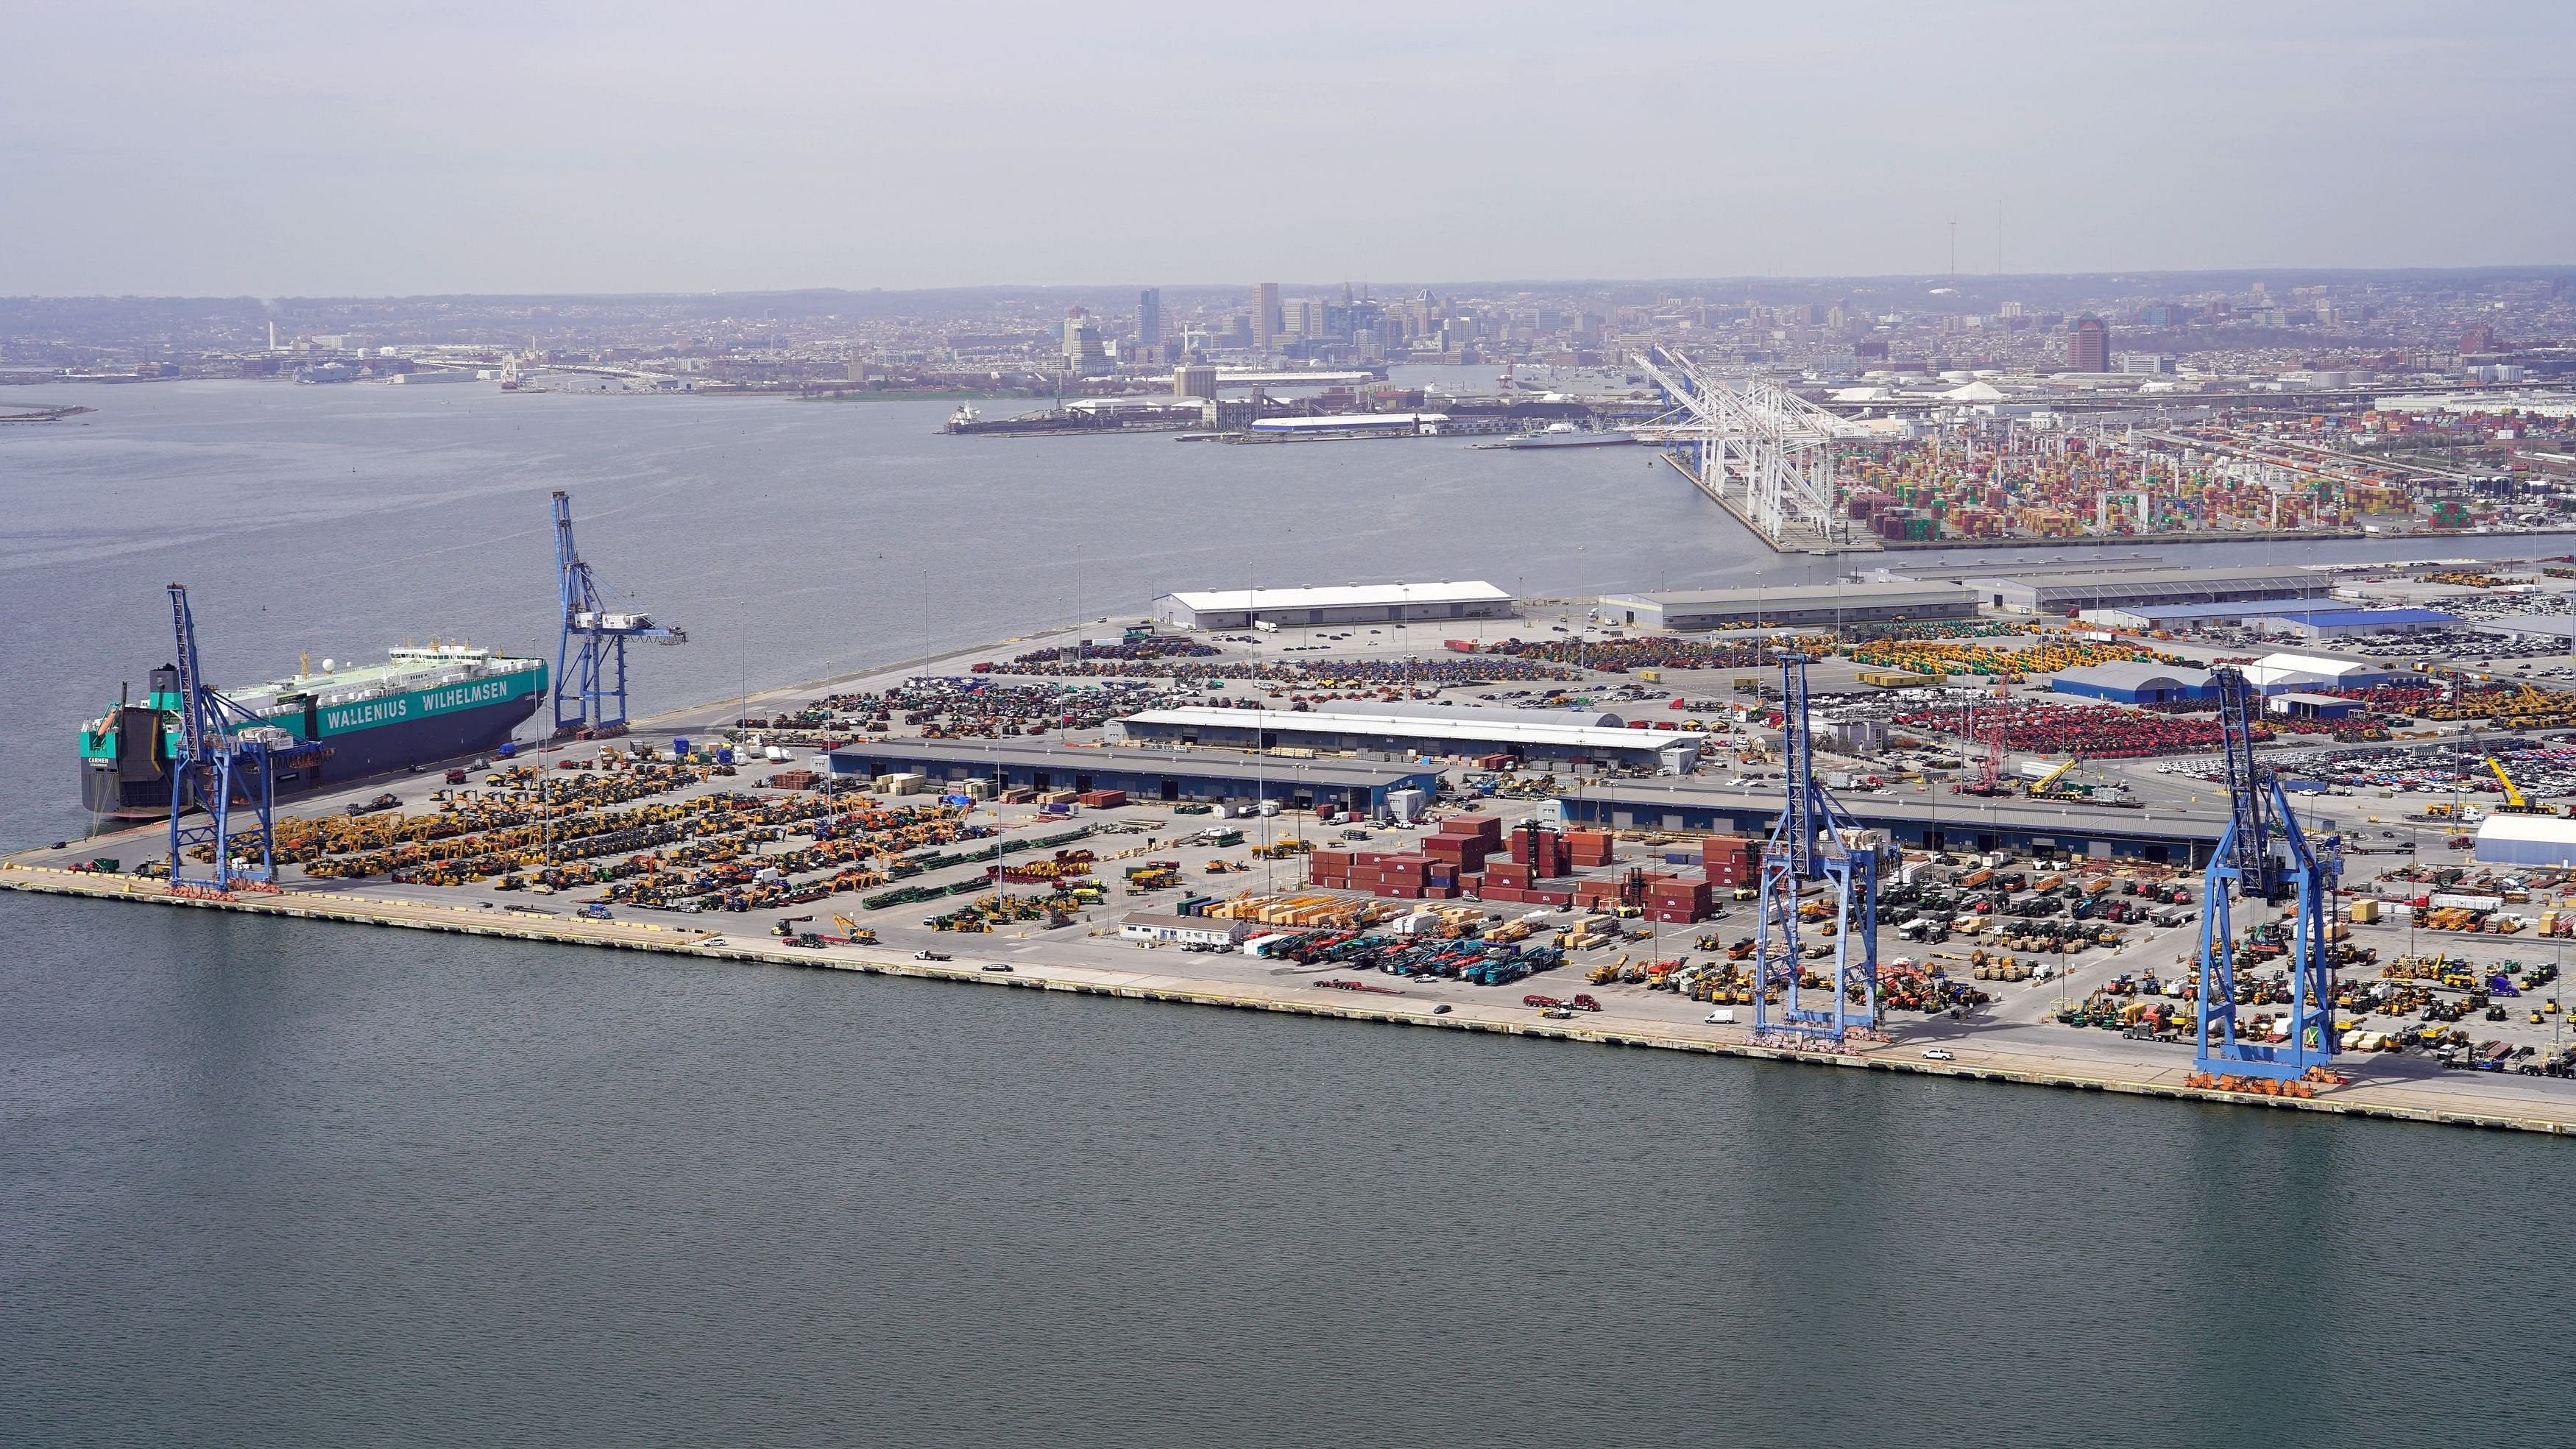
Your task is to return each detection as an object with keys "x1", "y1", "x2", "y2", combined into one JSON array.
[
  {"x1": 1161, "y1": 779, "x2": 1180, "y2": 801},
  {"x1": 1260, "y1": 731, "x2": 1278, "y2": 750}
]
